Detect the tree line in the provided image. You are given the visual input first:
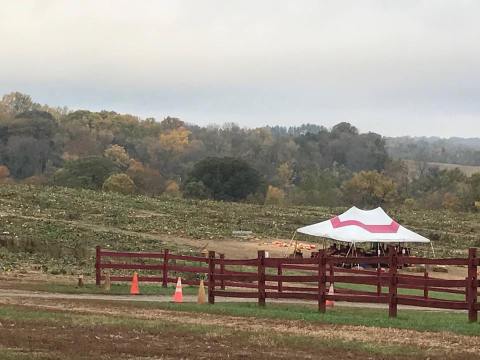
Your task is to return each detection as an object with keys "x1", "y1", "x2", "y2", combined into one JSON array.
[
  {"x1": 1, "y1": 91, "x2": 479, "y2": 211},
  {"x1": 387, "y1": 136, "x2": 480, "y2": 166}
]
